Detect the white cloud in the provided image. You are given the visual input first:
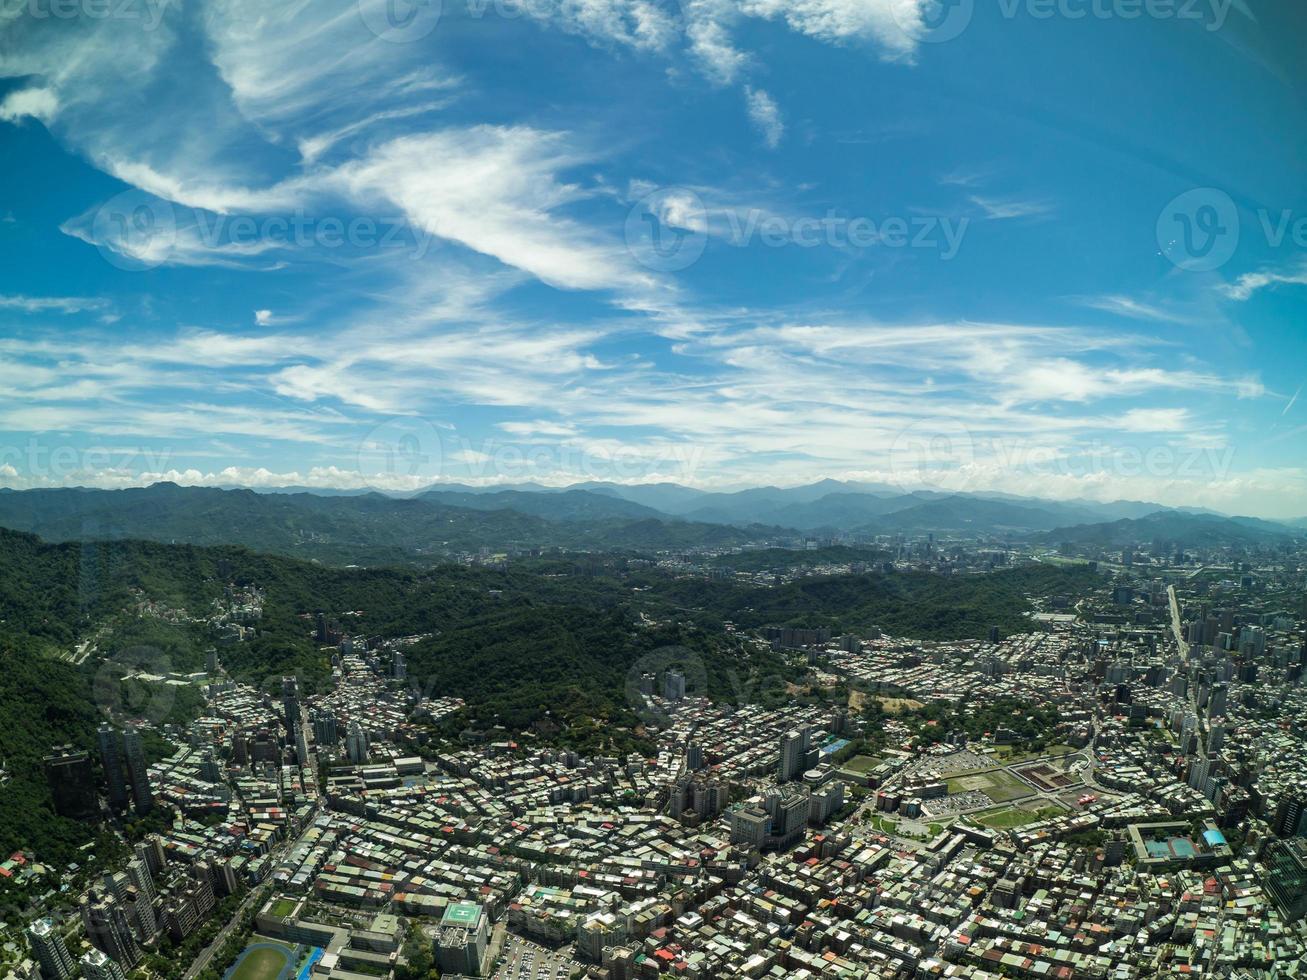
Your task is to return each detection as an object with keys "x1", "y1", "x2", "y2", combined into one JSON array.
[
  {"x1": 0, "y1": 294, "x2": 107, "y2": 314},
  {"x1": 744, "y1": 86, "x2": 784, "y2": 149},
  {"x1": 0, "y1": 87, "x2": 59, "y2": 124},
  {"x1": 969, "y1": 195, "x2": 1055, "y2": 220},
  {"x1": 1219, "y1": 261, "x2": 1307, "y2": 301},
  {"x1": 739, "y1": 0, "x2": 924, "y2": 61},
  {"x1": 329, "y1": 126, "x2": 645, "y2": 291},
  {"x1": 1079, "y1": 295, "x2": 1180, "y2": 322}
]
